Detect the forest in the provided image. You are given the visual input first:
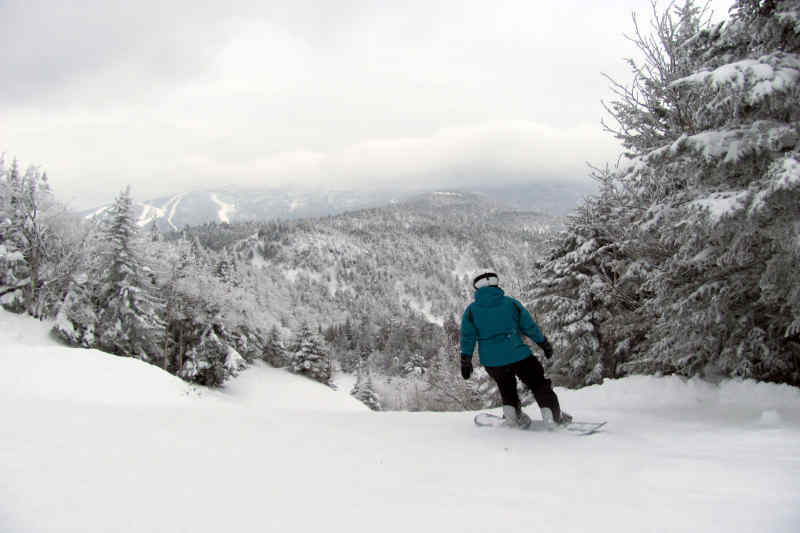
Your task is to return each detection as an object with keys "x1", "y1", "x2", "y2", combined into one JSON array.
[{"x1": 1, "y1": 0, "x2": 798, "y2": 412}]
